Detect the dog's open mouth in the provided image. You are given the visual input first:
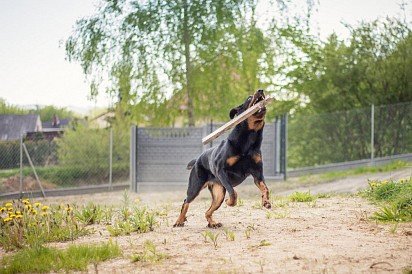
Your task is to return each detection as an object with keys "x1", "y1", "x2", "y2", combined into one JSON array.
[{"x1": 248, "y1": 91, "x2": 266, "y2": 118}]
